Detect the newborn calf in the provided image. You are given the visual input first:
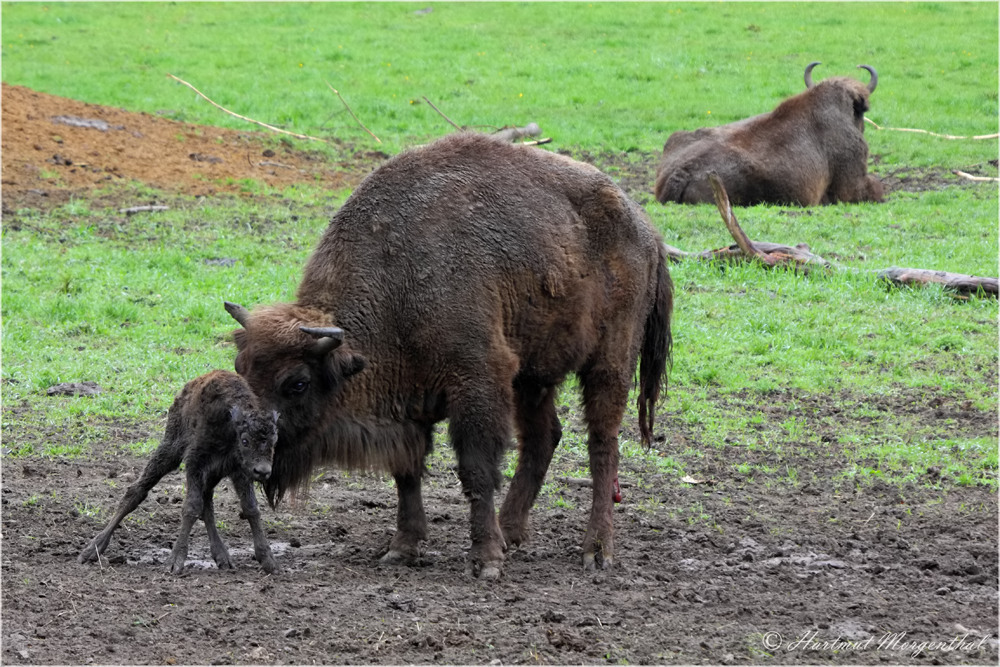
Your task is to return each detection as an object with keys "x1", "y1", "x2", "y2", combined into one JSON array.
[{"x1": 79, "y1": 370, "x2": 280, "y2": 574}]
